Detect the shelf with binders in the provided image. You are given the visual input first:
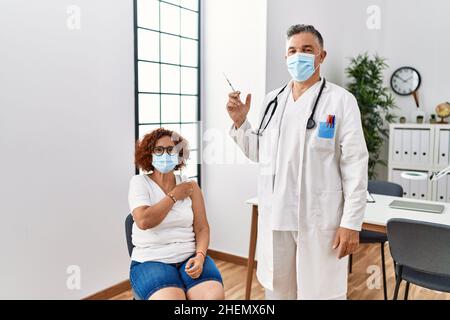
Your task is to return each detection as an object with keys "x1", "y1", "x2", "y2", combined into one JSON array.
[
  {"x1": 389, "y1": 168, "x2": 432, "y2": 200},
  {"x1": 389, "y1": 169, "x2": 450, "y2": 204},
  {"x1": 389, "y1": 124, "x2": 450, "y2": 169},
  {"x1": 389, "y1": 124, "x2": 434, "y2": 169},
  {"x1": 388, "y1": 123, "x2": 450, "y2": 203}
]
